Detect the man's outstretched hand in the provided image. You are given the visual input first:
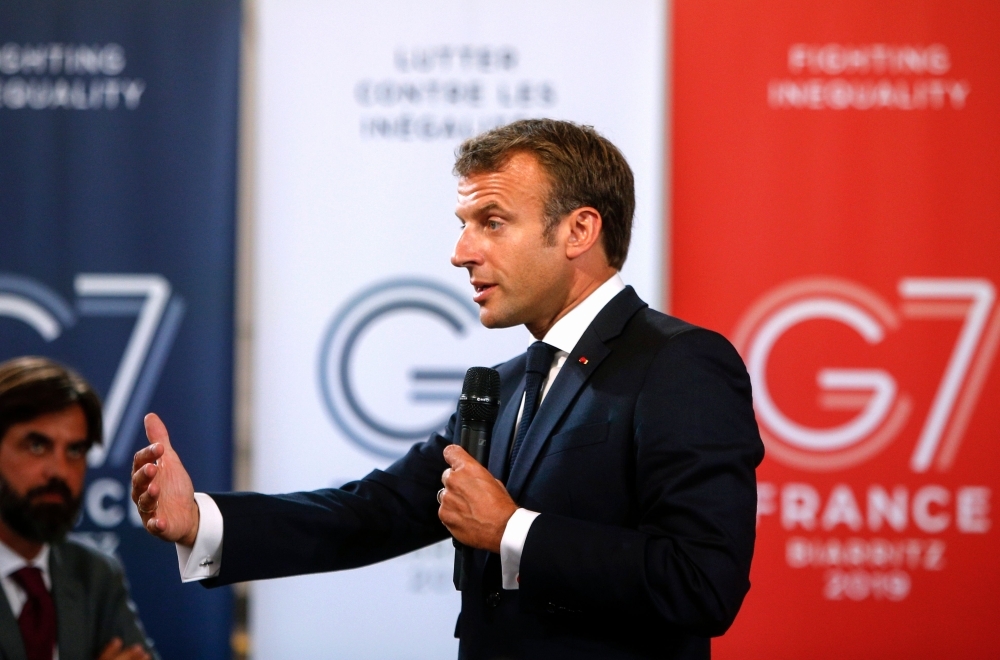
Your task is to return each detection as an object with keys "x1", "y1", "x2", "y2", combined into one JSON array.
[
  {"x1": 131, "y1": 413, "x2": 200, "y2": 547},
  {"x1": 439, "y1": 445, "x2": 518, "y2": 553}
]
